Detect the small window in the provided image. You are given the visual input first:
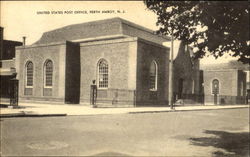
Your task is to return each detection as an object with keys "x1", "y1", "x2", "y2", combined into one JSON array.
[
  {"x1": 44, "y1": 60, "x2": 53, "y2": 87},
  {"x1": 25, "y1": 61, "x2": 33, "y2": 87},
  {"x1": 149, "y1": 60, "x2": 158, "y2": 91},
  {"x1": 98, "y1": 59, "x2": 108, "y2": 89}
]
